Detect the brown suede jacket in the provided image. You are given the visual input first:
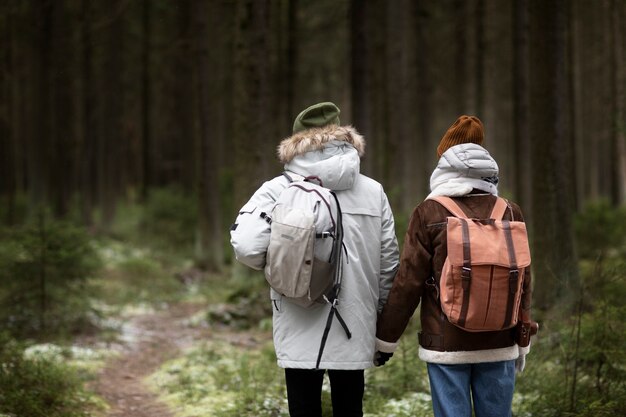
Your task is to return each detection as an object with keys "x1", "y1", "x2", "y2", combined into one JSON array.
[{"x1": 376, "y1": 193, "x2": 533, "y2": 355}]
